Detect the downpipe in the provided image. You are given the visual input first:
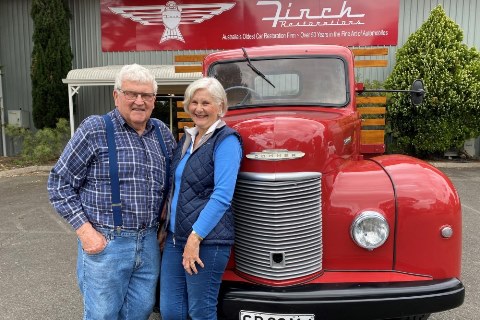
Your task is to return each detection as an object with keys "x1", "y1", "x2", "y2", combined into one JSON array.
[{"x1": 0, "y1": 68, "x2": 6, "y2": 156}]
